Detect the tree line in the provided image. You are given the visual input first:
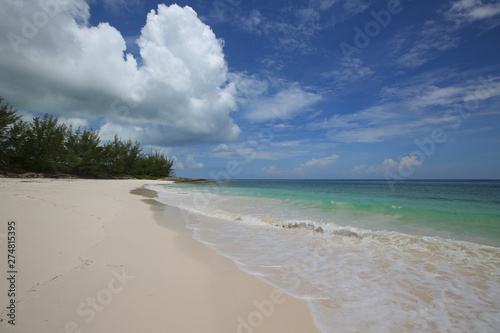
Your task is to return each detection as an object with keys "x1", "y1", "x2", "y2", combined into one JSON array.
[{"x1": 0, "y1": 97, "x2": 174, "y2": 178}]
